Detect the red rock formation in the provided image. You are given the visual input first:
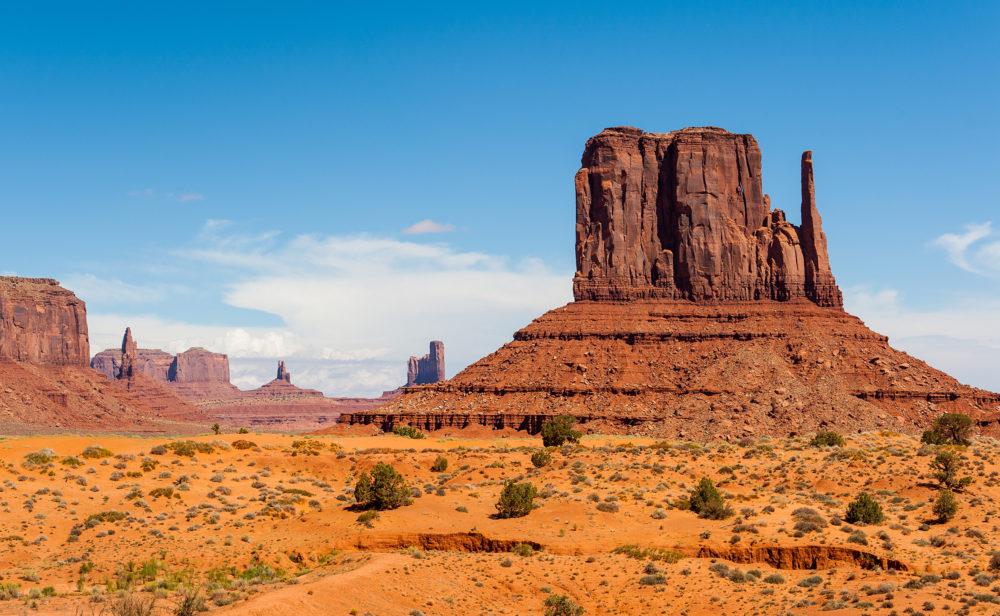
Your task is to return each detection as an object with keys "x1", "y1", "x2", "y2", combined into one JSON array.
[
  {"x1": 0, "y1": 278, "x2": 205, "y2": 434},
  {"x1": 407, "y1": 341, "x2": 445, "y2": 386},
  {"x1": 119, "y1": 327, "x2": 137, "y2": 378},
  {"x1": 572, "y1": 127, "x2": 842, "y2": 307},
  {"x1": 0, "y1": 277, "x2": 89, "y2": 366},
  {"x1": 341, "y1": 126, "x2": 1000, "y2": 439},
  {"x1": 92, "y1": 348, "x2": 174, "y2": 381},
  {"x1": 277, "y1": 360, "x2": 290, "y2": 382},
  {"x1": 170, "y1": 347, "x2": 230, "y2": 383}
]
